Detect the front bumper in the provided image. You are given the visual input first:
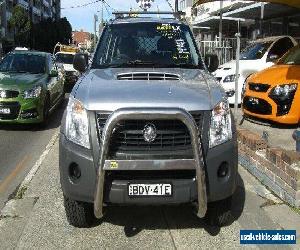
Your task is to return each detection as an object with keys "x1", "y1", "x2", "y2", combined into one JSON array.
[
  {"x1": 0, "y1": 98, "x2": 44, "y2": 124},
  {"x1": 243, "y1": 91, "x2": 300, "y2": 124},
  {"x1": 59, "y1": 108, "x2": 238, "y2": 219}
]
